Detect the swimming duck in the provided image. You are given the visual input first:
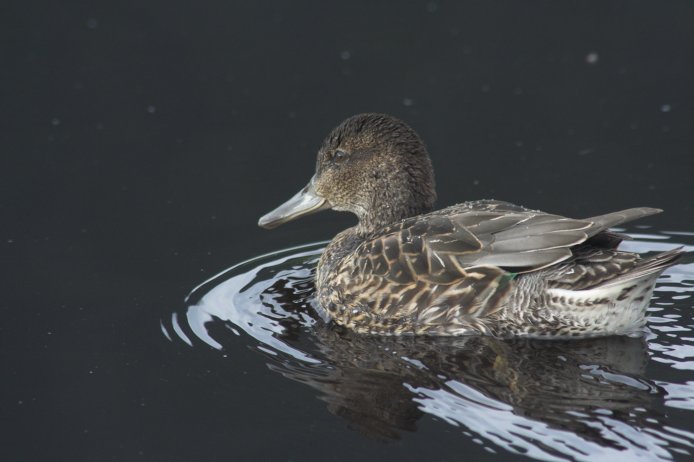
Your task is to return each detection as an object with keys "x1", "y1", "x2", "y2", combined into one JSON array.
[{"x1": 258, "y1": 113, "x2": 682, "y2": 337}]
